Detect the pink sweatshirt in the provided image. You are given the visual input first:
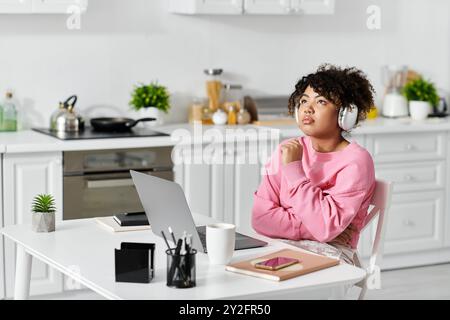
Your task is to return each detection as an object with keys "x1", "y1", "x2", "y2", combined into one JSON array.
[{"x1": 252, "y1": 135, "x2": 376, "y2": 249}]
